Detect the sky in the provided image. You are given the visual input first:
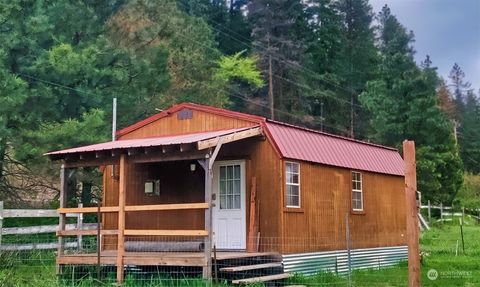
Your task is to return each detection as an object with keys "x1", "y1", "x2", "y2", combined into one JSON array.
[{"x1": 369, "y1": 0, "x2": 480, "y2": 91}]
